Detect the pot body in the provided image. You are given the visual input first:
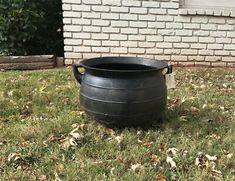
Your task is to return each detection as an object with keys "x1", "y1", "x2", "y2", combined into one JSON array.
[{"x1": 73, "y1": 57, "x2": 171, "y2": 126}]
